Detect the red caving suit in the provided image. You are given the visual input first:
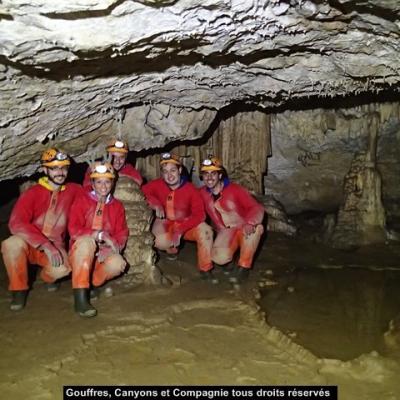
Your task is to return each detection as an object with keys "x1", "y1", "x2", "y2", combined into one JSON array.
[
  {"x1": 142, "y1": 178, "x2": 213, "y2": 271},
  {"x1": 68, "y1": 190, "x2": 129, "y2": 288},
  {"x1": 1, "y1": 178, "x2": 82, "y2": 290},
  {"x1": 200, "y1": 180, "x2": 265, "y2": 269}
]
